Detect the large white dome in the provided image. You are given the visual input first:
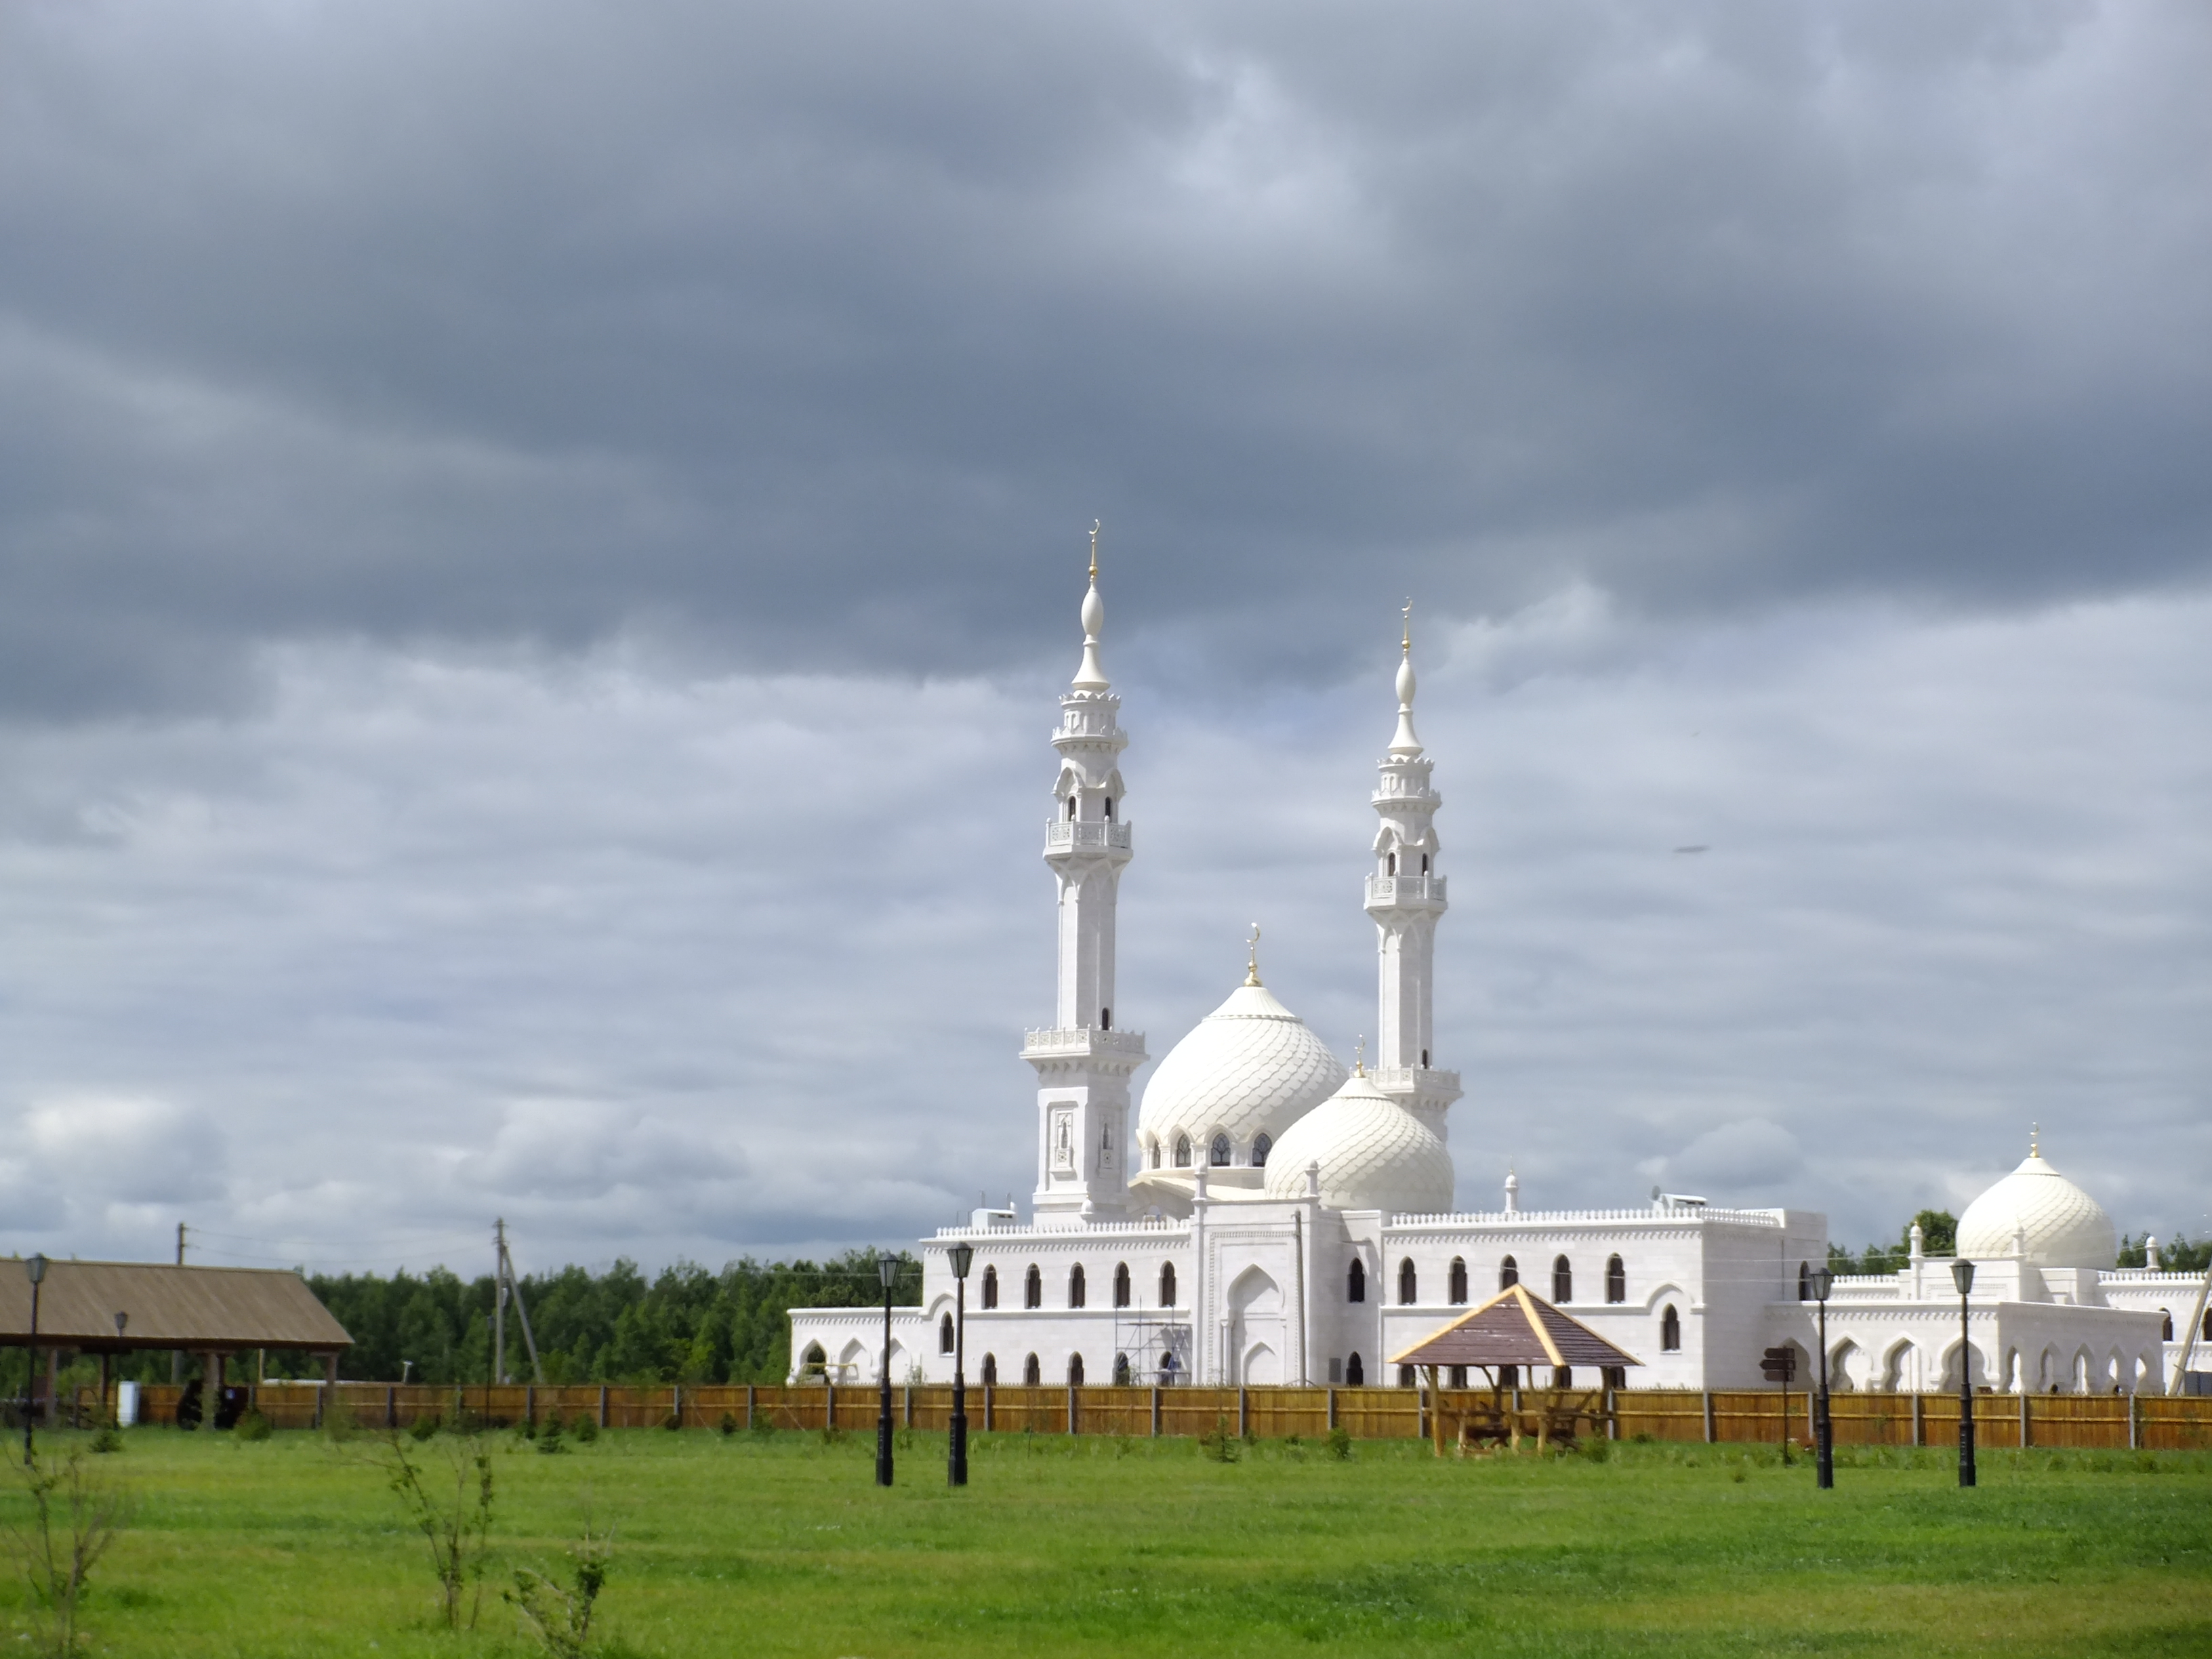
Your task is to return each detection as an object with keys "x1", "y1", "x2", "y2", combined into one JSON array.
[
  {"x1": 1956, "y1": 1146, "x2": 2115, "y2": 1270},
  {"x1": 1263, "y1": 1071, "x2": 1454, "y2": 1213},
  {"x1": 1136, "y1": 981, "x2": 1347, "y2": 1163}
]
